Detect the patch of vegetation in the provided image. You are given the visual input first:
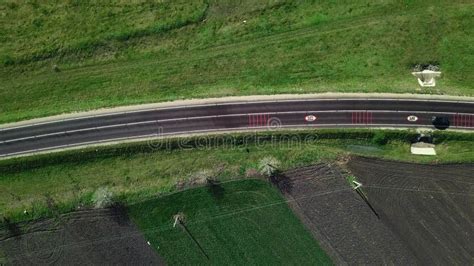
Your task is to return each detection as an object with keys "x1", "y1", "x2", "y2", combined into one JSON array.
[
  {"x1": 345, "y1": 175, "x2": 358, "y2": 188},
  {"x1": 372, "y1": 131, "x2": 388, "y2": 145},
  {"x1": 92, "y1": 187, "x2": 114, "y2": 208},
  {"x1": 1, "y1": 1, "x2": 473, "y2": 123},
  {"x1": 127, "y1": 179, "x2": 331, "y2": 265},
  {"x1": 258, "y1": 156, "x2": 281, "y2": 177},
  {"x1": 1, "y1": 0, "x2": 208, "y2": 64},
  {"x1": 0, "y1": 129, "x2": 472, "y2": 222}
]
